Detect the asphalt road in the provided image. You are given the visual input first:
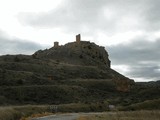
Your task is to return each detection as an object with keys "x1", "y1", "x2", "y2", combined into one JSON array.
[
  {"x1": 31, "y1": 113, "x2": 105, "y2": 120},
  {"x1": 31, "y1": 113, "x2": 81, "y2": 120}
]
